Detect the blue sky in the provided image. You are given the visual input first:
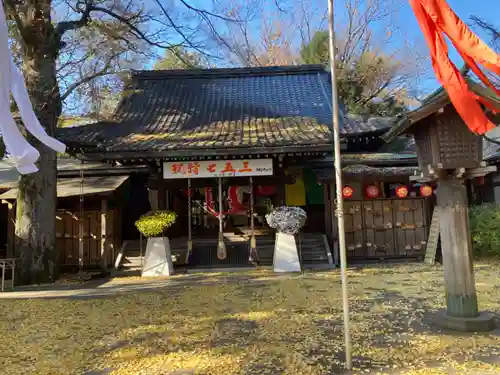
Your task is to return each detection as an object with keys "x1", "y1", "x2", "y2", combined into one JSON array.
[
  {"x1": 95, "y1": 1, "x2": 500, "y2": 95},
  {"x1": 183, "y1": 0, "x2": 499, "y2": 96},
  {"x1": 396, "y1": 0, "x2": 499, "y2": 92},
  {"x1": 50, "y1": 0, "x2": 499, "y2": 114}
]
